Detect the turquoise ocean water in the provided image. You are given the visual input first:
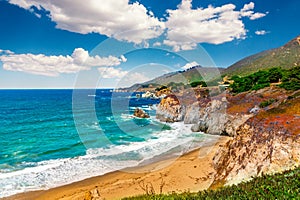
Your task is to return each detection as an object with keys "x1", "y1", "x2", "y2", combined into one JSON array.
[{"x1": 0, "y1": 89, "x2": 214, "y2": 197}]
